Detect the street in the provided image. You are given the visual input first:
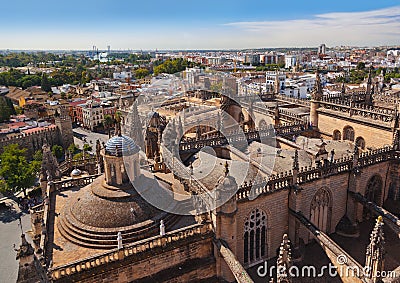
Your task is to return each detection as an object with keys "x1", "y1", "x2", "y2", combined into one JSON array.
[
  {"x1": 0, "y1": 202, "x2": 31, "y2": 283},
  {"x1": 72, "y1": 127, "x2": 109, "y2": 153}
]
